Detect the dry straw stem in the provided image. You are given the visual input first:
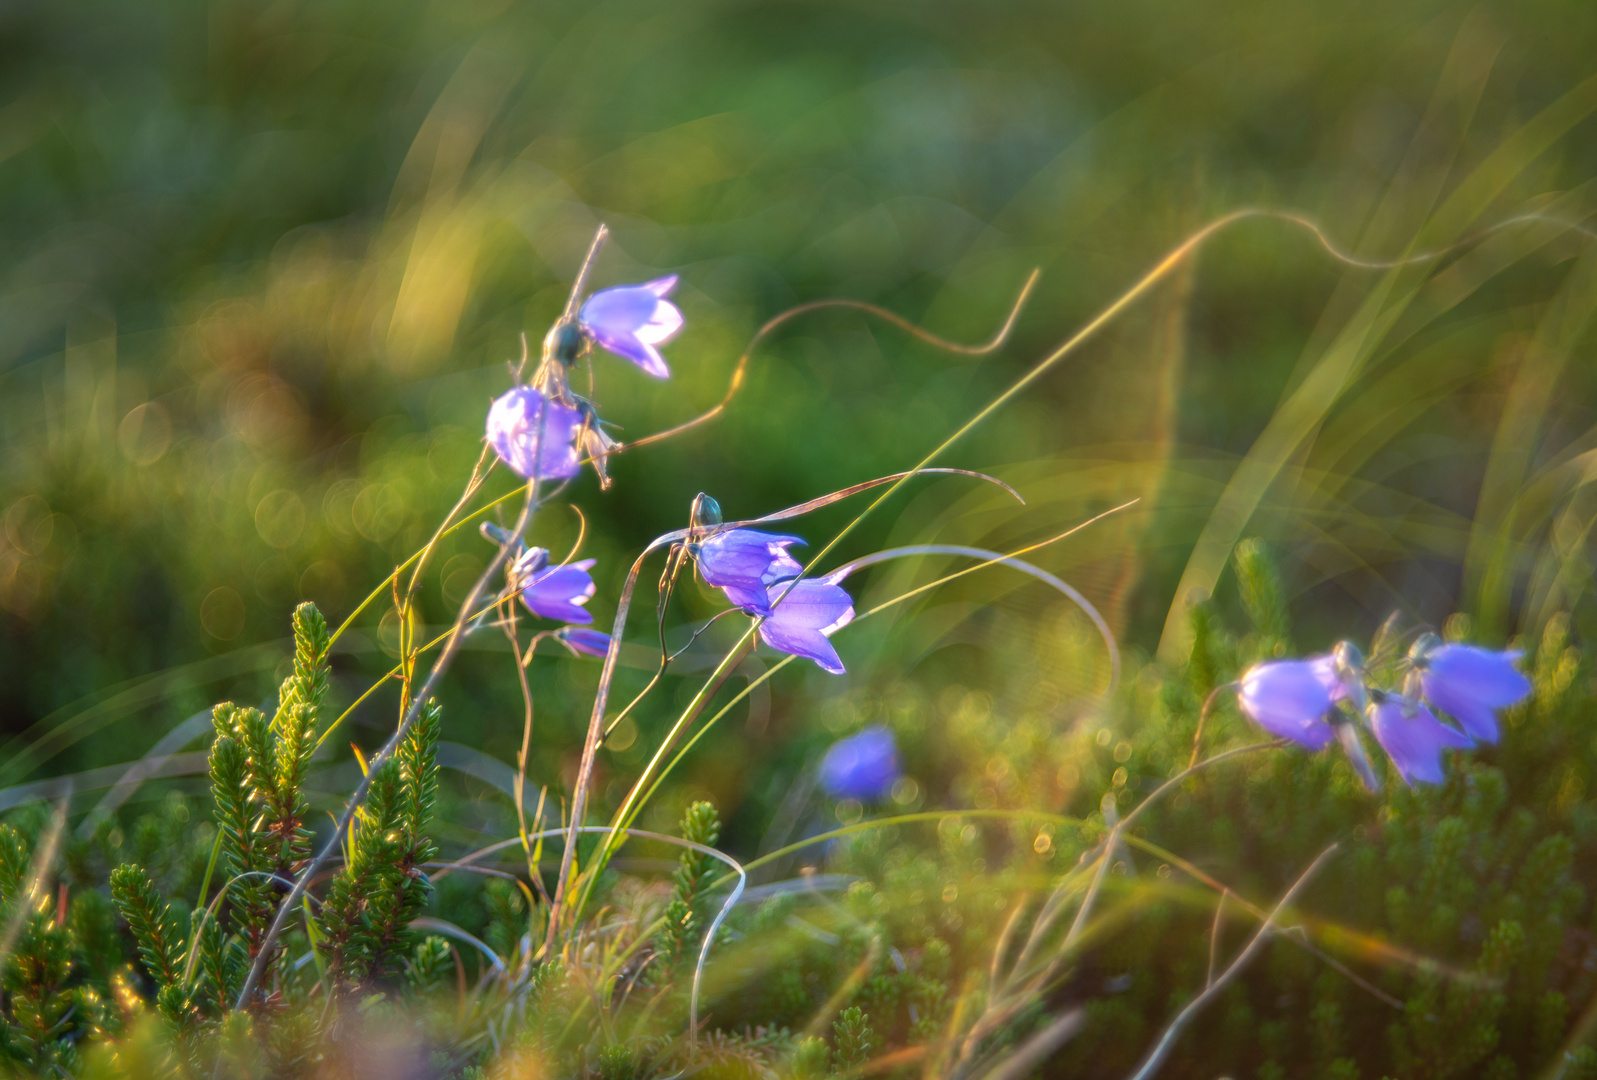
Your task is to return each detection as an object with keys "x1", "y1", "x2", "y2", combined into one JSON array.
[{"x1": 1122, "y1": 844, "x2": 1340, "y2": 1080}]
